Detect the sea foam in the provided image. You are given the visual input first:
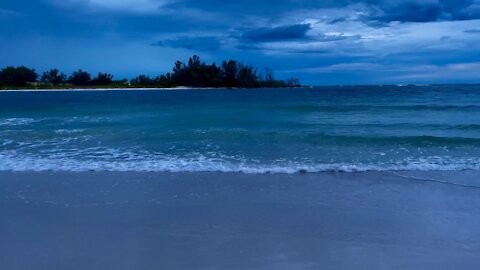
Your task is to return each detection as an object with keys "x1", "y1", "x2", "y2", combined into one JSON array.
[{"x1": 1, "y1": 151, "x2": 479, "y2": 174}]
